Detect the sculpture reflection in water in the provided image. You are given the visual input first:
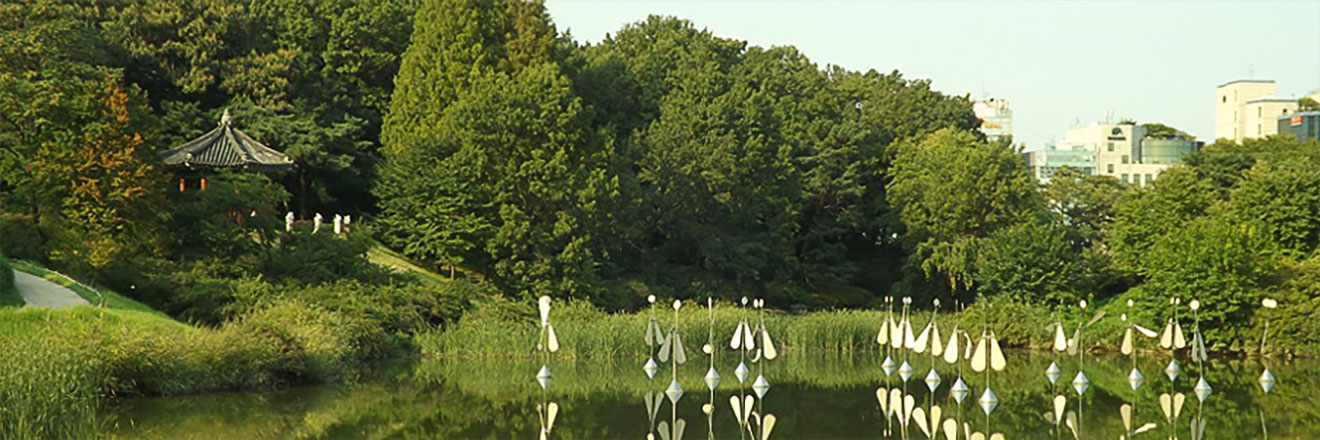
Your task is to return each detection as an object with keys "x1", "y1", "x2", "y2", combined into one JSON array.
[
  {"x1": 535, "y1": 296, "x2": 561, "y2": 440},
  {"x1": 1062, "y1": 299, "x2": 1103, "y2": 439},
  {"x1": 658, "y1": 299, "x2": 687, "y2": 440},
  {"x1": 1117, "y1": 299, "x2": 1158, "y2": 439},
  {"x1": 874, "y1": 297, "x2": 998, "y2": 440},
  {"x1": 733, "y1": 298, "x2": 776, "y2": 440},
  {"x1": 1258, "y1": 297, "x2": 1279, "y2": 439}
]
